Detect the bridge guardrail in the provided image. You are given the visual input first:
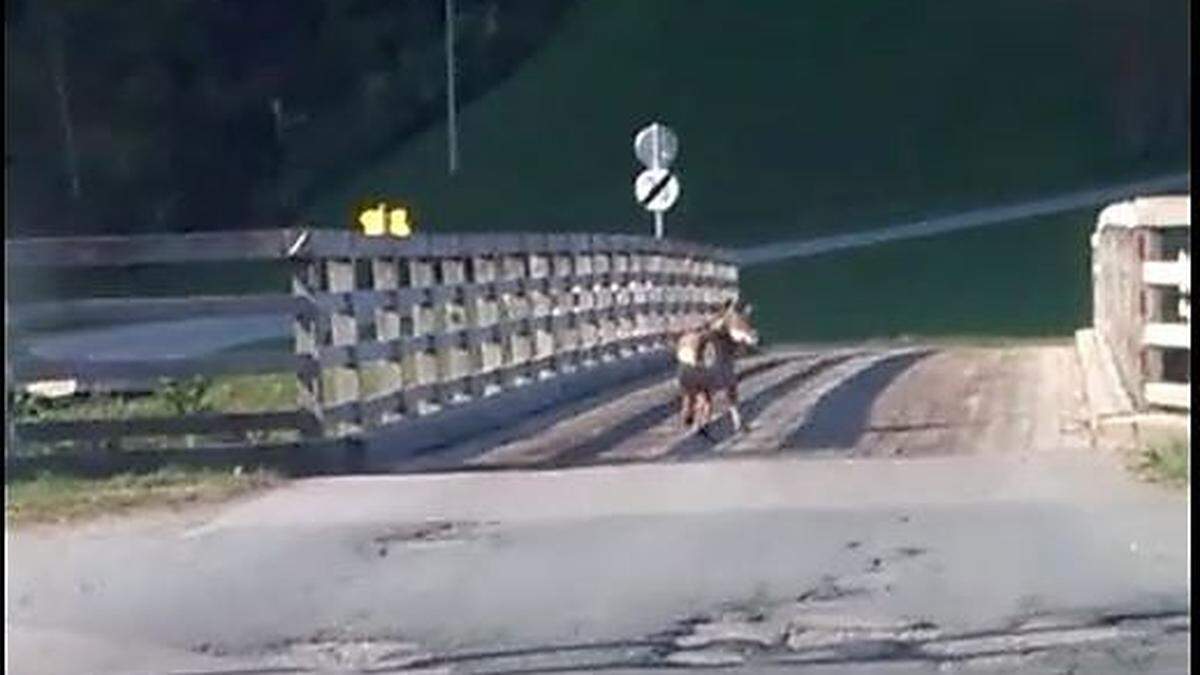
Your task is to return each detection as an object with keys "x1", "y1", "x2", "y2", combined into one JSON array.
[
  {"x1": 1091, "y1": 196, "x2": 1190, "y2": 411},
  {"x1": 5, "y1": 229, "x2": 738, "y2": 475}
]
